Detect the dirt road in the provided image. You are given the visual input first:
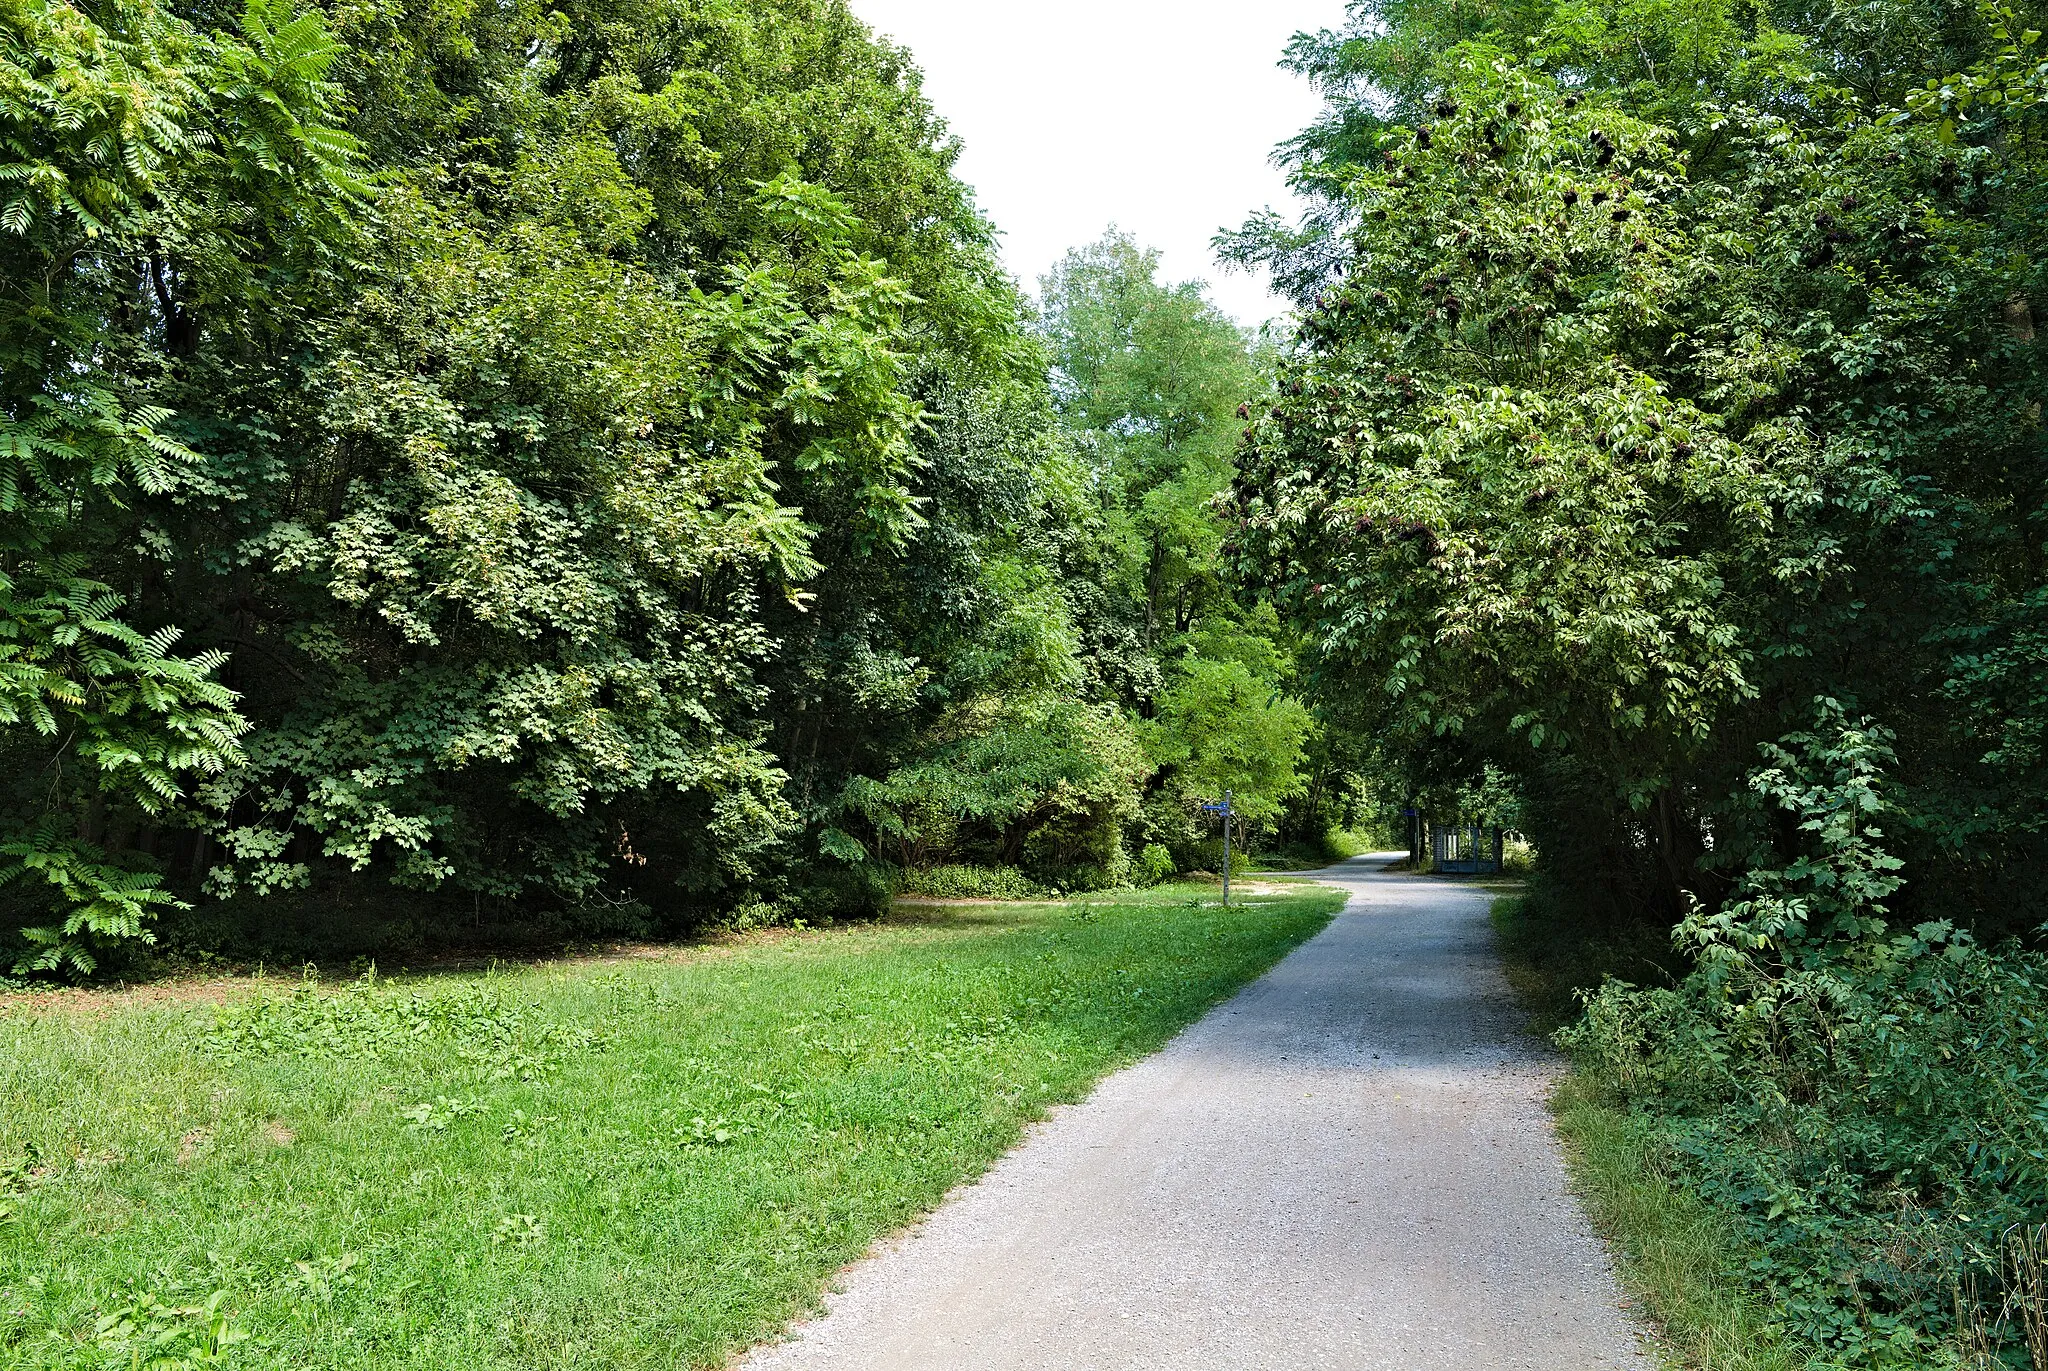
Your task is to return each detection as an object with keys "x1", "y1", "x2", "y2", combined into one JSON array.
[{"x1": 741, "y1": 854, "x2": 1652, "y2": 1370}]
